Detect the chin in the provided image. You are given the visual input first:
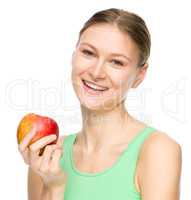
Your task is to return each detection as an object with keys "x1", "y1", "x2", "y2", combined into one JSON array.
[{"x1": 80, "y1": 96, "x2": 121, "y2": 112}]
